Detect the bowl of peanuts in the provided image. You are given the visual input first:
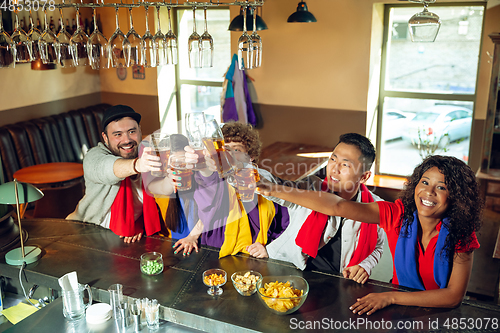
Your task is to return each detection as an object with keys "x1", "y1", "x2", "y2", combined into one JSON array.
[
  {"x1": 257, "y1": 276, "x2": 309, "y2": 315},
  {"x1": 202, "y1": 269, "x2": 227, "y2": 296},
  {"x1": 231, "y1": 271, "x2": 263, "y2": 296}
]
